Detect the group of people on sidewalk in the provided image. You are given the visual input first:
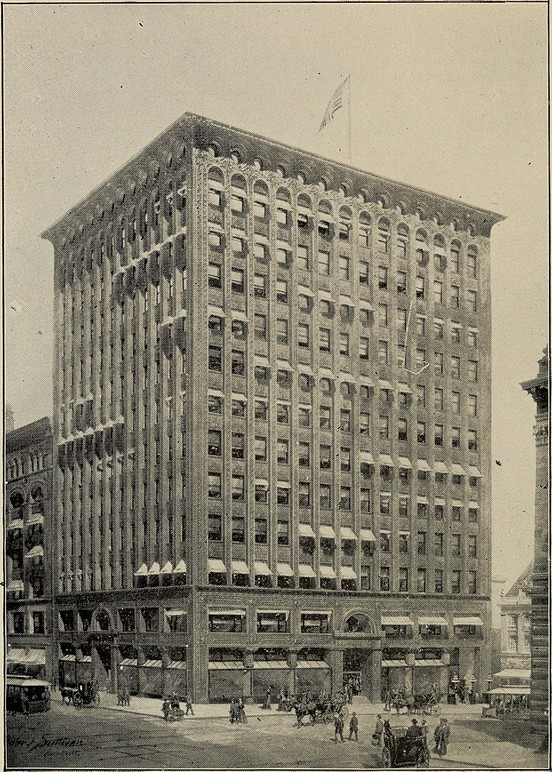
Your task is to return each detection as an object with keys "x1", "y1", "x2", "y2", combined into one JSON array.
[
  {"x1": 161, "y1": 693, "x2": 194, "y2": 721},
  {"x1": 333, "y1": 711, "x2": 359, "y2": 743}
]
